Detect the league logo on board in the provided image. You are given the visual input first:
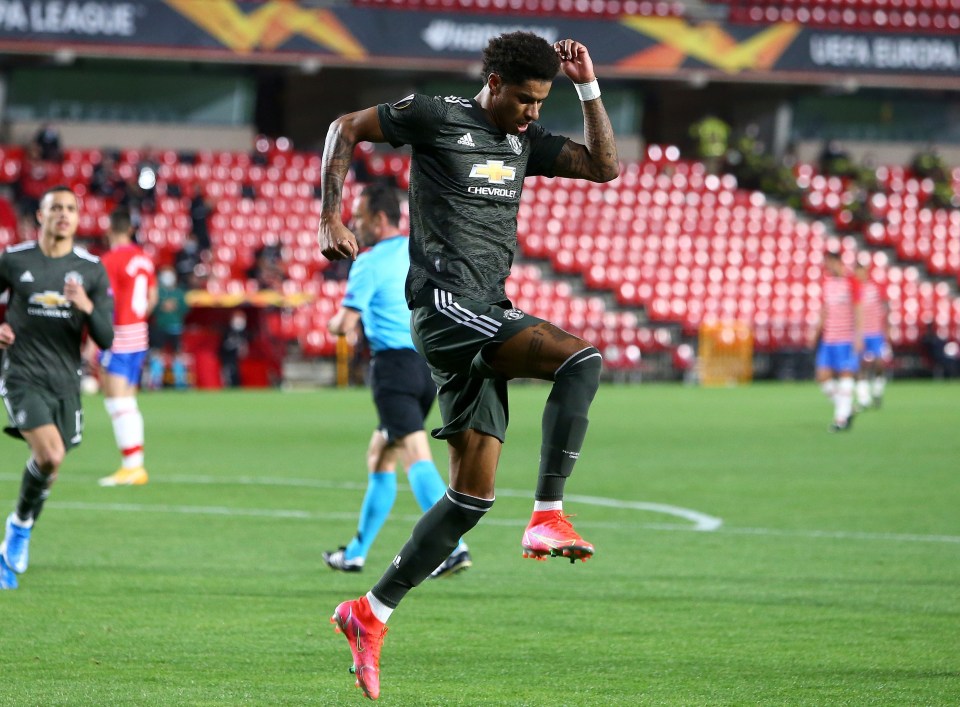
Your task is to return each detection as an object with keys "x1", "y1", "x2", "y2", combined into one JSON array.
[{"x1": 506, "y1": 134, "x2": 522, "y2": 155}]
